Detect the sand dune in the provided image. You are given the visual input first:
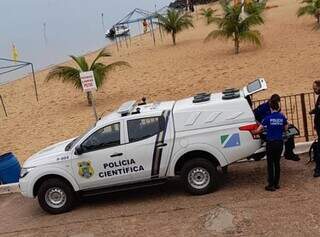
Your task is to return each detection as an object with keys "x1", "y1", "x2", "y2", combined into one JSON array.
[{"x1": 0, "y1": 0, "x2": 319, "y2": 162}]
